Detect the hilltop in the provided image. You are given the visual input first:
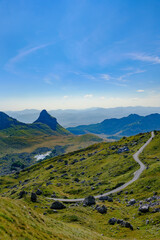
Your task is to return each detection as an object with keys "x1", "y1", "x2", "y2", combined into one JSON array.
[
  {"x1": 0, "y1": 109, "x2": 70, "y2": 137},
  {"x1": 68, "y1": 113, "x2": 160, "y2": 138}
]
